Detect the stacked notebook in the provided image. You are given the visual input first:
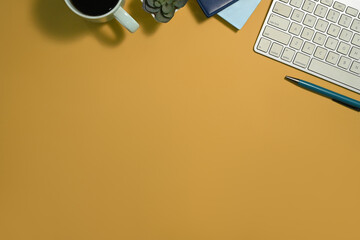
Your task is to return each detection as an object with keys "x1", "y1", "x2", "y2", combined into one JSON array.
[
  {"x1": 196, "y1": 0, "x2": 238, "y2": 17},
  {"x1": 197, "y1": 0, "x2": 262, "y2": 30}
]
